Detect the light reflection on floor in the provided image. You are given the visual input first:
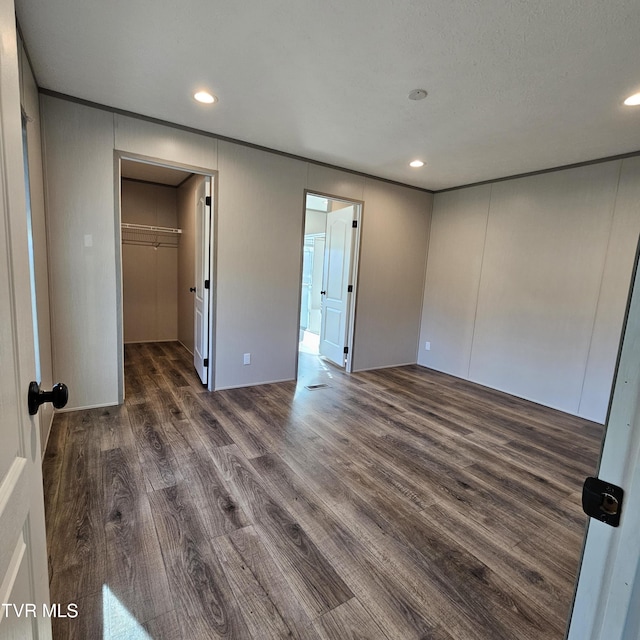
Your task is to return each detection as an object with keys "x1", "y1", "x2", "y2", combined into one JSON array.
[
  {"x1": 295, "y1": 351, "x2": 338, "y2": 398},
  {"x1": 298, "y1": 329, "x2": 320, "y2": 355},
  {"x1": 102, "y1": 585, "x2": 151, "y2": 640}
]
